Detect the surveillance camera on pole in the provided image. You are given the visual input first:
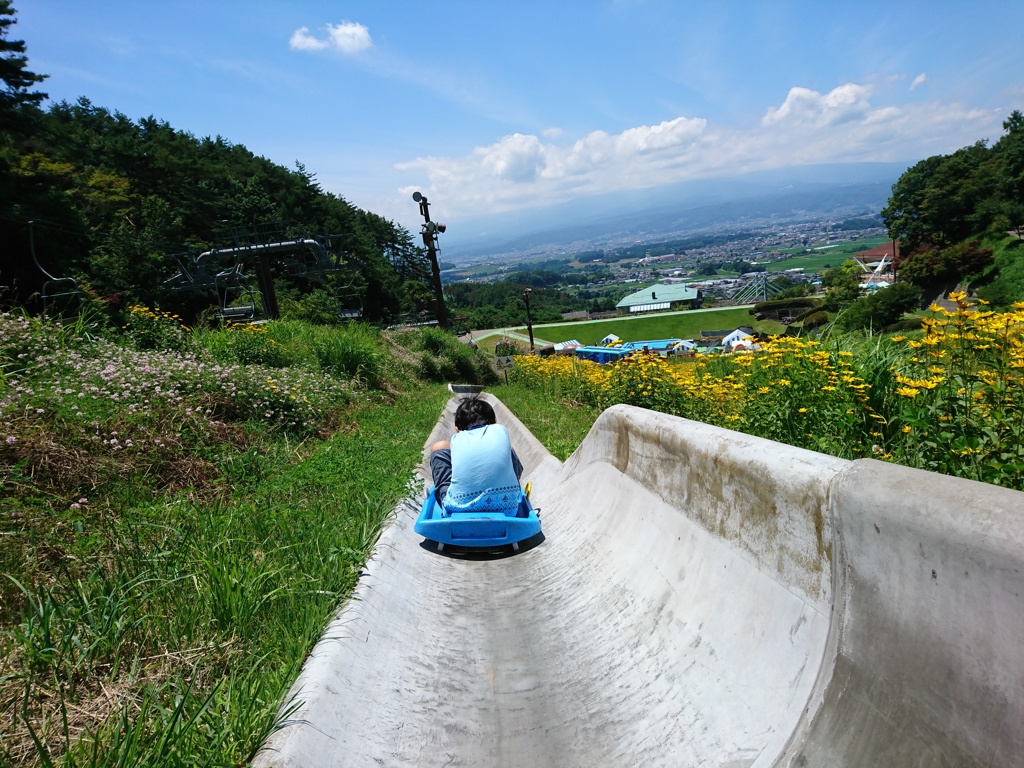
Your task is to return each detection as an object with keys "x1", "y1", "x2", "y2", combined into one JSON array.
[{"x1": 412, "y1": 191, "x2": 449, "y2": 331}]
